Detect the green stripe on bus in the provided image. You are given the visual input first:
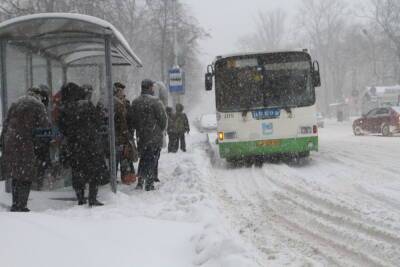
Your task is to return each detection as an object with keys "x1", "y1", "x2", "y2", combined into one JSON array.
[{"x1": 219, "y1": 136, "x2": 318, "y2": 158}]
